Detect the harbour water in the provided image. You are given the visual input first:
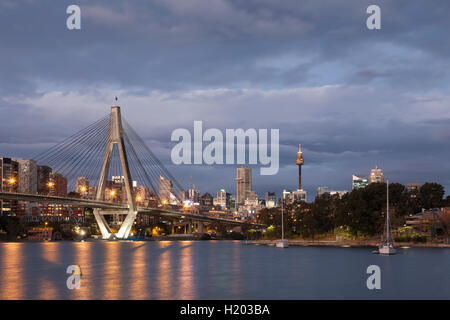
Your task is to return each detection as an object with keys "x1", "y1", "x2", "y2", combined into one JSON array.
[{"x1": 0, "y1": 241, "x2": 449, "y2": 300}]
